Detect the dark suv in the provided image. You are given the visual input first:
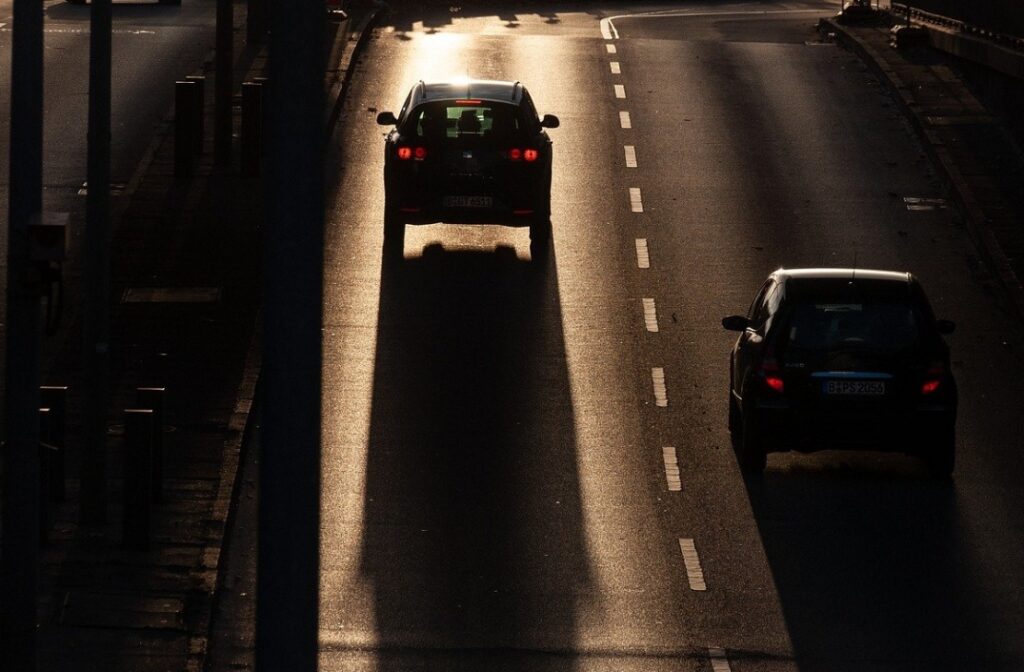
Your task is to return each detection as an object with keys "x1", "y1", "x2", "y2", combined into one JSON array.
[
  {"x1": 723, "y1": 268, "x2": 957, "y2": 476},
  {"x1": 376, "y1": 79, "x2": 559, "y2": 254}
]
